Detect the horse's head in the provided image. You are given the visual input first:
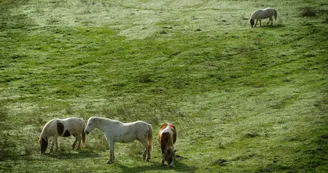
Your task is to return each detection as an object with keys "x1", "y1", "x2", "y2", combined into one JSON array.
[
  {"x1": 164, "y1": 148, "x2": 176, "y2": 167},
  {"x1": 85, "y1": 117, "x2": 97, "y2": 135},
  {"x1": 39, "y1": 136, "x2": 48, "y2": 154},
  {"x1": 250, "y1": 19, "x2": 255, "y2": 27}
]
